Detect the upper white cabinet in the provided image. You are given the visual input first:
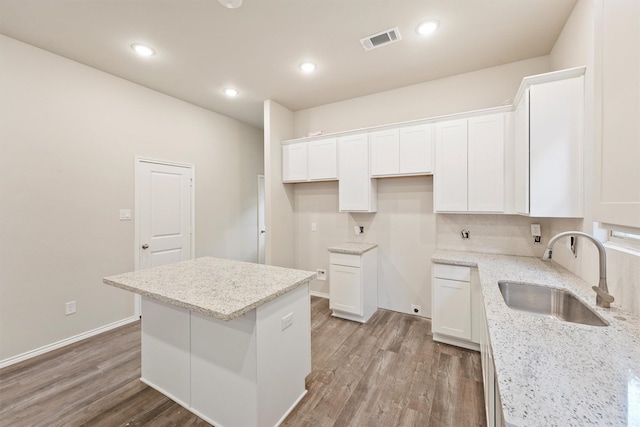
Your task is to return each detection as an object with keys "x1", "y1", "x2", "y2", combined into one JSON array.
[
  {"x1": 282, "y1": 138, "x2": 337, "y2": 183},
  {"x1": 435, "y1": 119, "x2": 468, "y2": 212},
  {"x1": 370, "y1": 124, "x2": 433, "y2": 177},
  {"x1": 435, "y1": 113, "x2": 506, "y2": 213},
  {"x1": 514, "y1": 72, "x2": 584, "y2": 217},
  {"x1": 594, "y1": 0, "x2": 640, "y2": 228},
  {"x1": 282, "y1": 143, "x2": 308, "y2": 182},
  {"x1": 338, "y1": 134, "x2": 377, "y2": 212},
  {"x1": 308, "y1": 138, "x2": 338, "y2": 181},
  {"x1": 468, "y1": 114, "x2": 505, "y2": 212}
]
